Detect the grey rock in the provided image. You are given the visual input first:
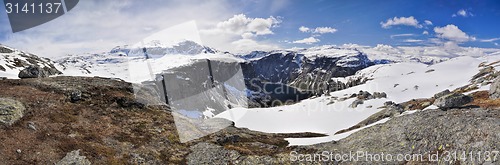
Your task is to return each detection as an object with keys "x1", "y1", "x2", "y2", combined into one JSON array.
[
  {"x1": 433, "y1": 93, "x2": 473, "y2": 109},
  {"x1": 425, "y1": 69, "x2": 435, "y2": 73},
  {"x1": 312, "y1": 108, "x2": 500, "y2": 165},
  {"x1": 56, "y1": 150, "x2": 91, "y2": 165},
  {"x1": 433, "y1": 89, "x2": 451, "y2": 99},
  {"x1": 70, "y1": 90, "x2": 82, "y2": 103},
  {"x1": 0, "y1": 98, "x2": 25, "y2": 126},
  {"x1": 18, "y1": 66, "x2": 50, "y2": 78},
  {"x1": 216, "y1": 135, "x2": 240, "y2": 145},
  {"x1": 0, "y1": 46, "x2": 14, "y2": 53},
  {"x1": 384, "y1": 101, "x2": 396, "y2": 106},
  {"x1": 186, "y1": 142, "x2": 240, "y2": 165},
  {"x1": 247, "y1": 142, "x2": 278, "y2": 150},
  {"x1": 129, "y1": 153, "x2": 146, "y2": 164},
  {"x1": 27, "y1": 121, "x2": 37, "y2": 131},
  {"x1": 340, "y1": 103, "x2": 404, "y2": 134},
  {"x1": 372, "y1": 92, "x2": 387, "y2": 99},
  {"x1": 356, "y1": 91, "x2": 372, "y2": 100},
  {"x1": 489, "y1": 77, "x2": 500, "y2": 99},
  {"x1": 349, "y1": 99, "x2": 364, "y2": 108}
]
